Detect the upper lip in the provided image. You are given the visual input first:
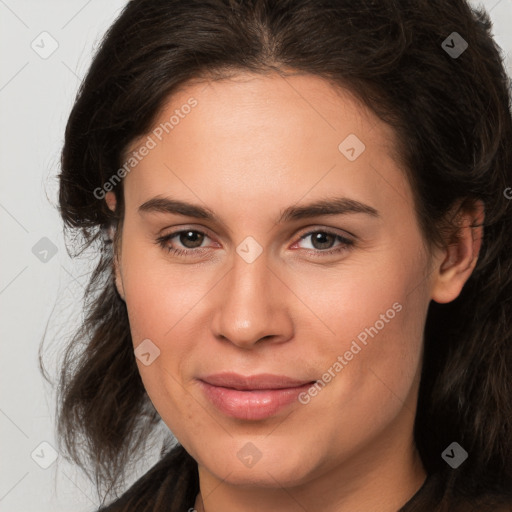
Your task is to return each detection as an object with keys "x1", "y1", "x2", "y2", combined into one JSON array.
[{"x1": 200, "y1": 372, "x2": 316, "y2": 390}]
